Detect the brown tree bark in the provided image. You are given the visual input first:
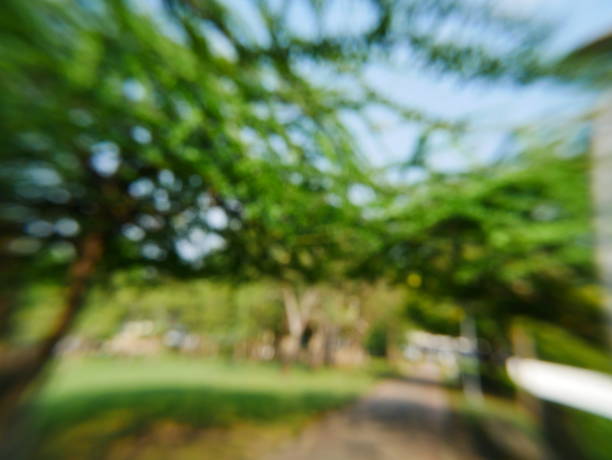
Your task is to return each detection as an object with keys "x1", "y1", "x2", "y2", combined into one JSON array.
[{"x1": 0, "y1": 232, "x2": 105, "y2": 432}]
